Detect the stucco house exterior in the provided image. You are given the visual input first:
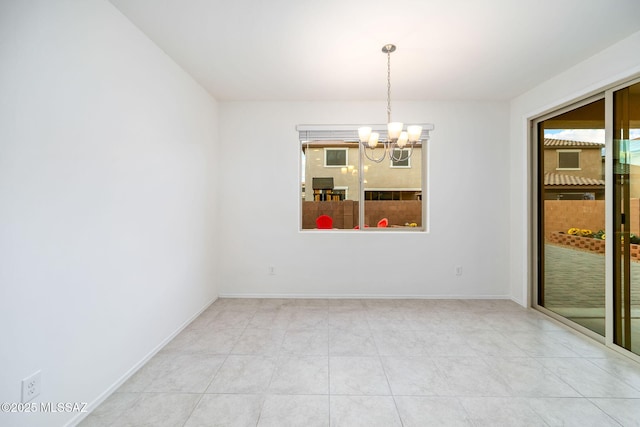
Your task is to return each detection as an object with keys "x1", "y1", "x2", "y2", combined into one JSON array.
[
  {"x1": 302, "y1": 140, "x2": 422, "y2": 202},
  {"x1": 543, "y1": 138, "x2": 605, "y2": 199}
]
